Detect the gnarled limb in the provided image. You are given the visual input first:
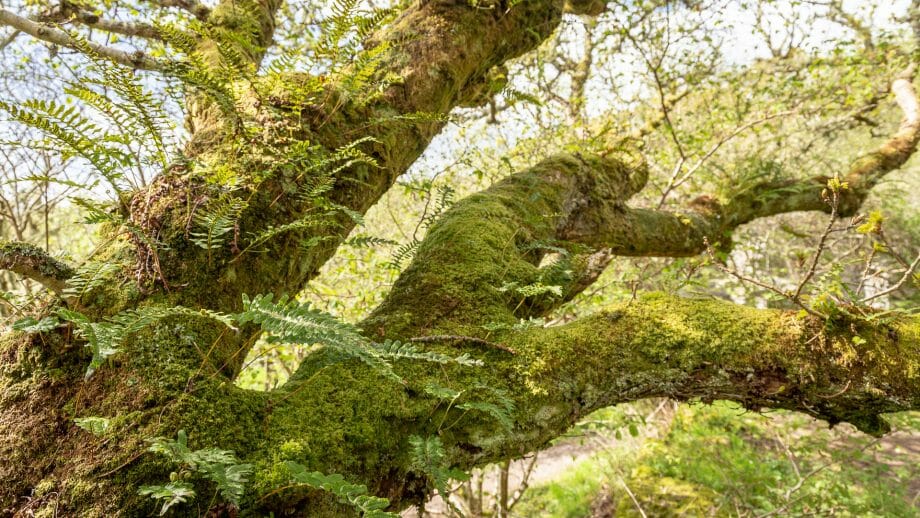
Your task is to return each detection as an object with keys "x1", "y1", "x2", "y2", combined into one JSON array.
[
  {"x1": 0, "y1": 241, "x2": 74, "y2": 294},
  {"x1": 563, "y1": 65, "x2": 920, "y2": 256},
  {"x1": 139, "y1": 1, "x2": 611, "y2": 318}
]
